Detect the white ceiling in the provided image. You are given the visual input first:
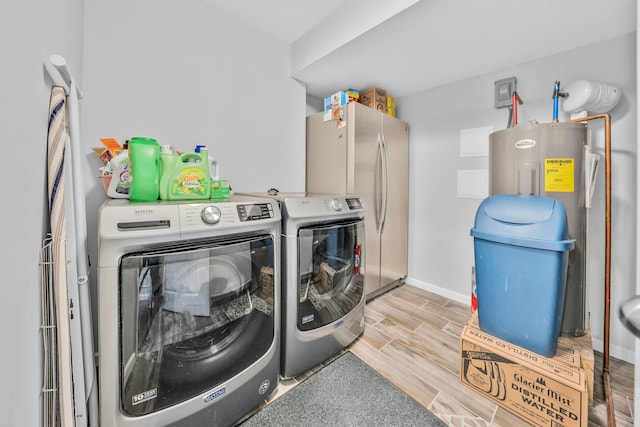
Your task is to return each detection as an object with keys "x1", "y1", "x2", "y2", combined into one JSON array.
[
  {"x1": 206, "y1": 0, "x2": 636, "y2": 98},
  {"x1": 204, "y1": 0, "x2": 349, "y2": 44}
]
